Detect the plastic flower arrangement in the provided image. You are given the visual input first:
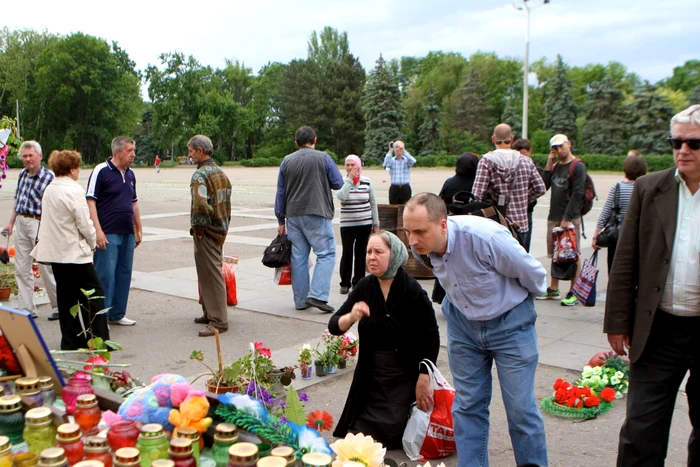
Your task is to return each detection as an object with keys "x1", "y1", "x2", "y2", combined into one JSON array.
[
  {"x1": 330, "y1": 433, "x2": 386, "y2": 467},
  {"x1": 577, "y1": 354, "x2": 629, "y2": 398},
  {"x1": 239, "y1": 341, "x2": 275, "y2": 385},
  {"x1": 306, "y1": 410, "x2": 333, "y2": 432},
  {"x1": 338, "y1": 331, "x2": 359, "y2": 361},
  {"x1": 298, "y1": 344, "x2": 313, "y2": 365},
  {"x1": 541, "y1": 378, "x2": 614, "y2": 419}
]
